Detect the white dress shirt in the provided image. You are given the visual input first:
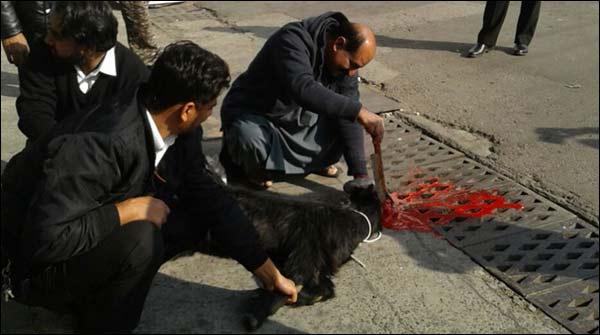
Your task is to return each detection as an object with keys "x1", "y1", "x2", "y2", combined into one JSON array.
[
  {"x1": 145, "y1": 110, "x2": 177, "y2": 167},
  {"x1": 74, "y1": 46, "x2": 117, "y2": 94}
]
